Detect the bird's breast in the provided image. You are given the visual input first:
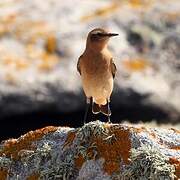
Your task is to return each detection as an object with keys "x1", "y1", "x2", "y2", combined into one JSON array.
[
  {"x1": 81, "y1": 54, "x2": 110, "y2": 77},
  {"x1": 80, "y1": 53, "x2": 113, "y2": 101}
]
